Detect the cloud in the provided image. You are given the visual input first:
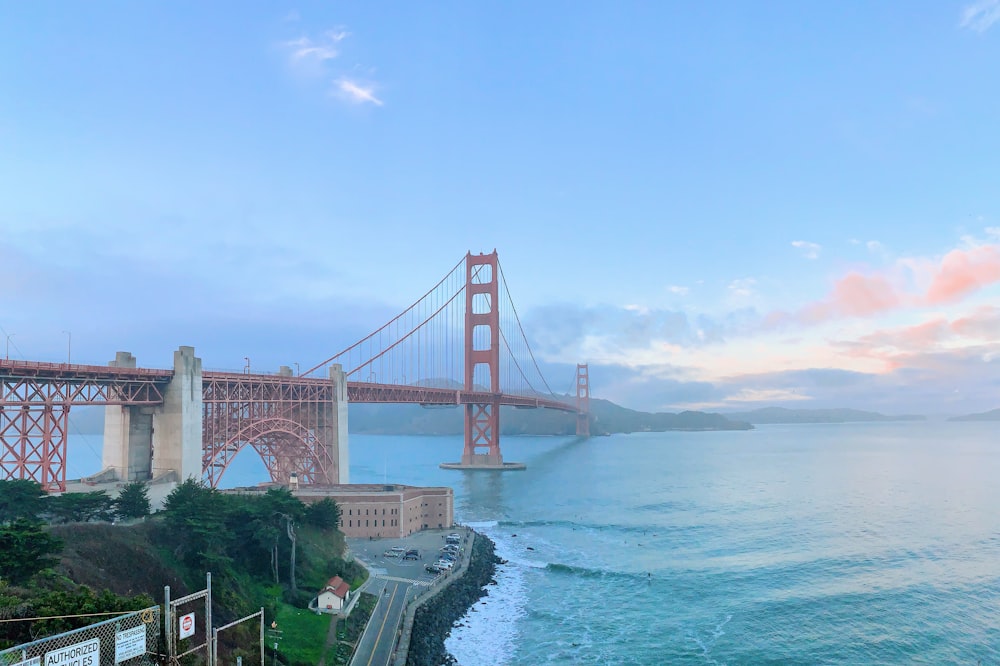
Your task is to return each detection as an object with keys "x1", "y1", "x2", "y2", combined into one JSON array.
[
  {"x1": 769, "y1": 242, "x2": 1000, "y2": 327},
  {"x1": 728, "y1": 278, "x2": 756, "y2": 298},
  {"x1": 723, "y1": 388, "x2": 811, "y2": 403},
  {"x1": 334, "y1": 78, "x2": 383, "y2": 106},
  {"x1": 960, "y1": 0, "x2": 1000, "y2": 32},
  {"x1": 666, "y1": 285, "x2": 689, "y2": 296},
  {"x1": 280, "y1": 28, "x2": 382, "y2": 106},
  {"x1": 924, "y1": 245, "x2": 1000, "y2": 304},
  {"x1": 791, "y1": 240, "x2": 821, "y2": 259},
  {"x1": 284, "y1": 34, "x2": 343, "y2": 63}
]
